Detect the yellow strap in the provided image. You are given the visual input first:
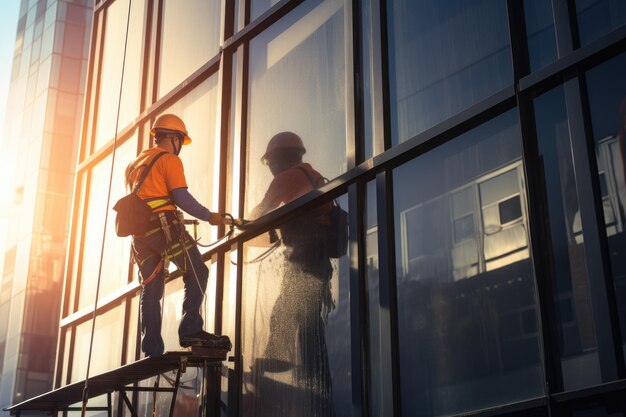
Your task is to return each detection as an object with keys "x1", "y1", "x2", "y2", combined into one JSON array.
[{"x1": 147, "y1": 199, "x2": 171, "y2": 209}]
